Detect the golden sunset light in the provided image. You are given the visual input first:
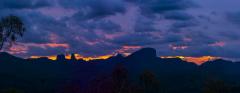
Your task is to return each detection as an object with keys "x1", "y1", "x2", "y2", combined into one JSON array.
[
  {"x1": 161, "y1": 56, "x2": 220, "y2": 65},
  {"x1": 1, "y1": 0, "x2": 240, "y2": 92},
  {"x1": 30, "y1": 54, "x2": 113, "y2": 61}
]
